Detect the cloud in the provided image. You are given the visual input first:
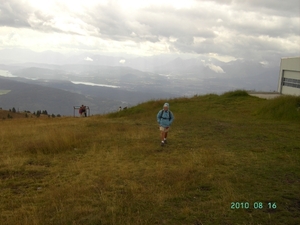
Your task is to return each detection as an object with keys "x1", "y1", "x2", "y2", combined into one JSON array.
[
  {"x1": 0, "y1": 0, "x2": 32, "y2": 27},
  {"x1": 85, "y1": 57, "x2": 93, "y2": 61},
  {"x1": 233, "y1": 0, "x2": 300, "y2": 17},
  {"x1": 119, "y1": 59, "x2": 126, "y2": 64},
  {"x1": 202, "y1": 0, "x2": 300, "y2": 16},
  {"x1": 207, "y1": 63, "x2": 225, "y2": 73},
  {"x1": 0, "y1": 0, "x2": 298, "y2": 62}
]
